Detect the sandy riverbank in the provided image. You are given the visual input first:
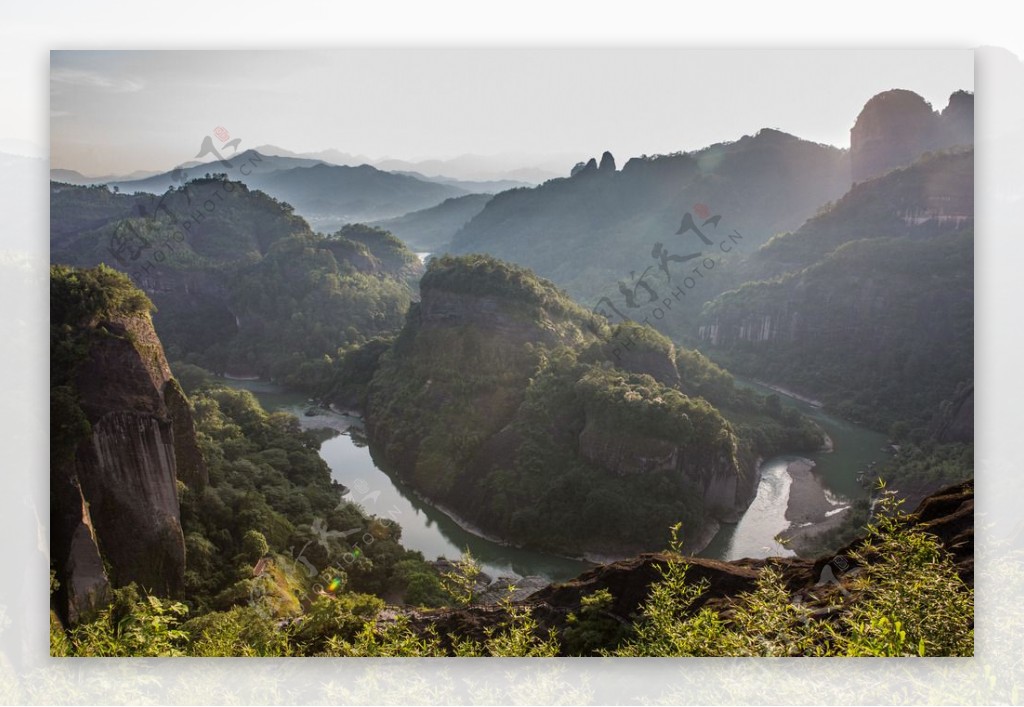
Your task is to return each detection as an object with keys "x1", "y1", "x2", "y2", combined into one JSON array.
[{"x1": 778, "y1": 458, "x2": 850, "y2": 555}]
